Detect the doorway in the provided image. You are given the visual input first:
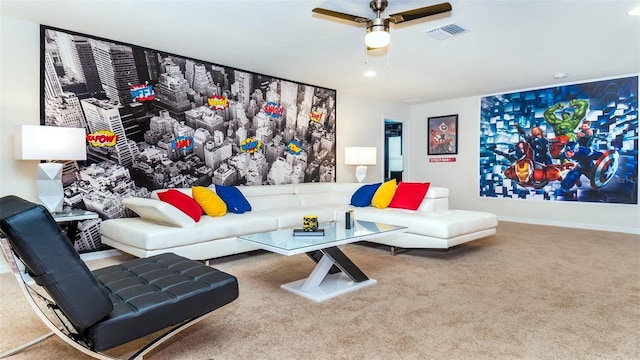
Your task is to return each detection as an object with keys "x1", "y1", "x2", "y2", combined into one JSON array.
[{"x1": 384, "y1": 119, "x2": 403, "y2": 182}]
